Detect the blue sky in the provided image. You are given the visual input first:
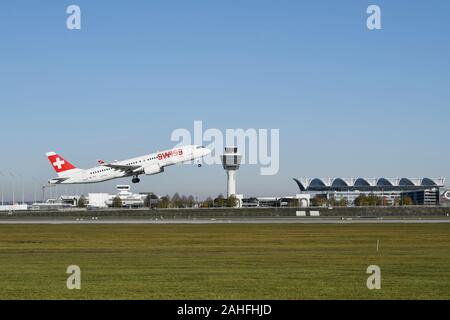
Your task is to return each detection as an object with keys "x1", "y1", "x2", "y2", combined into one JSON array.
[{"x1": 0, "y1": 0, "x2": 449, "y2": 201}]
